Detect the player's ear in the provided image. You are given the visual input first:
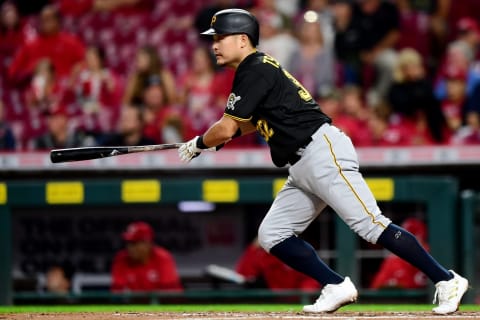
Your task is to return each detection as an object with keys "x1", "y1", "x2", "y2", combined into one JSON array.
[{"x1": 239, "y1": 34, "x2": 250, "y2": 48}]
